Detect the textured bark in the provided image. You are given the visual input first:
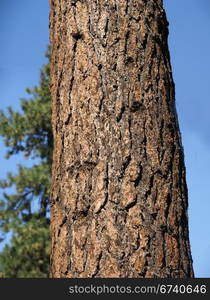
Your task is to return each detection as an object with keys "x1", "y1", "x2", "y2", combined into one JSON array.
[{"x1": 50, "y1": 0, "x2": 194, "y2": 278}]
